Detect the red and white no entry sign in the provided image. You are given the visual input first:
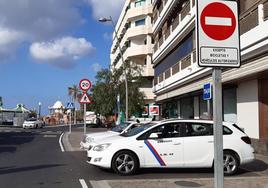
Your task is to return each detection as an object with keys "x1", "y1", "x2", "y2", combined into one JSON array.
[
  {"x1": 79, "y1": 79, "x2": 92, "y2": 91},
  {"x1": 200, "y1": 2, "x2": 236, "y2": 41},
  {"x1": 196, "y1": 0, "x2": 240, "y2": 68}
]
